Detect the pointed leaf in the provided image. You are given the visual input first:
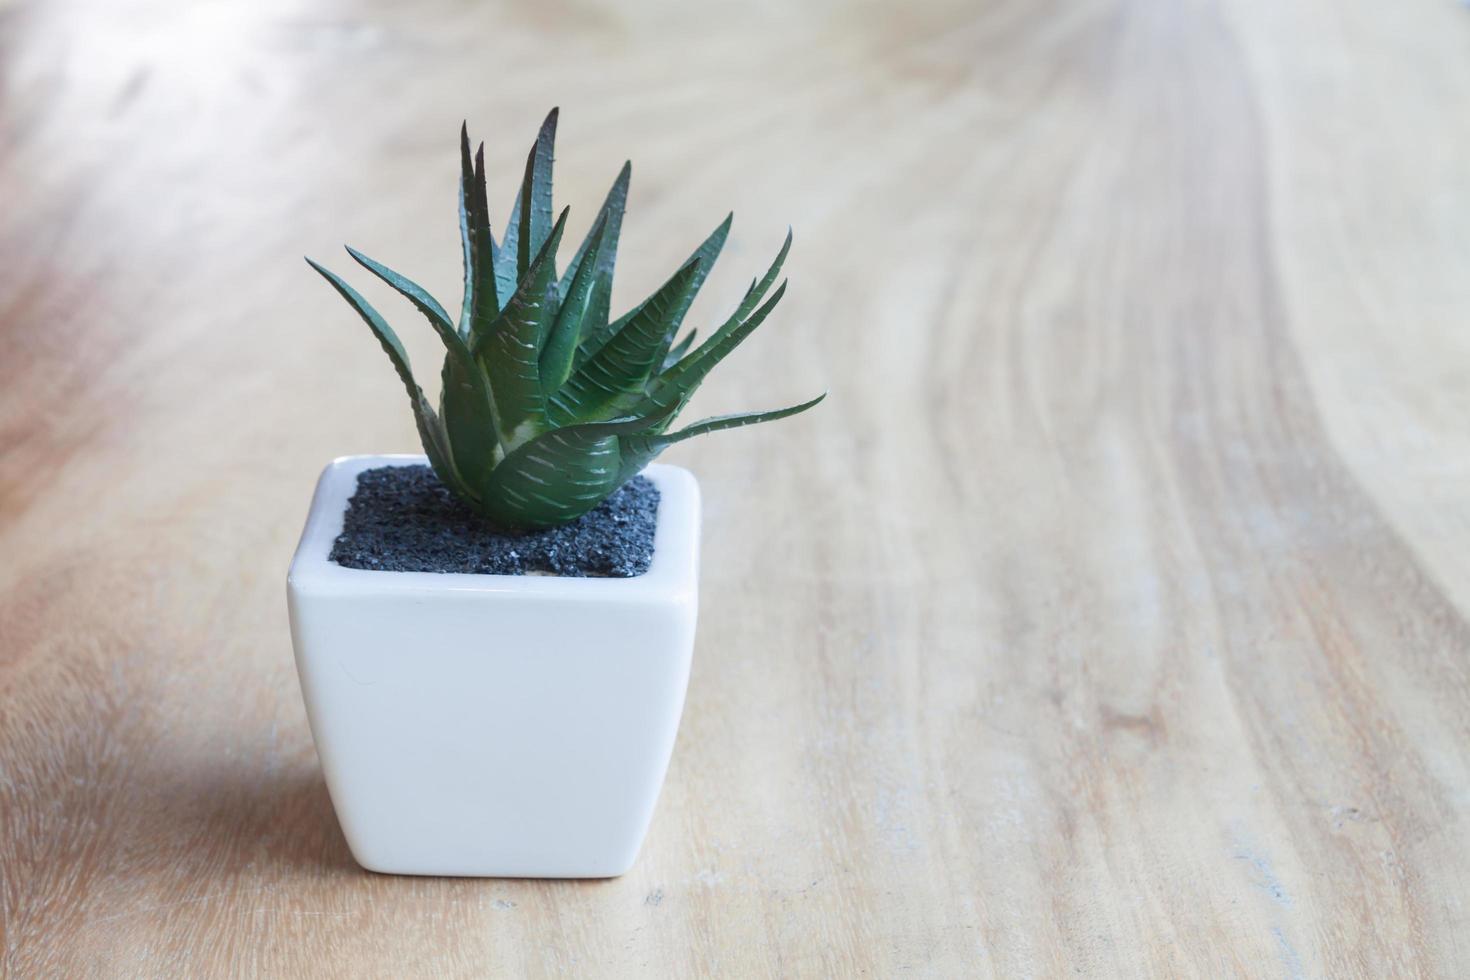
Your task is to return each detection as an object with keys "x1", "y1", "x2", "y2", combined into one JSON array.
[
  {"x1": 517, "y1": 107, "x2": 558, "y2": 283},
  {"x1": 549, "y1": 257, "x2": 703, "y2": 425},
  {"x1": 342, "y1": 246, "x2": 500, "y2": 485},
  {"x1": 582, "y1": 271, "x2": 612, "y2": 348},
  {"x1": 494, "y1": 189, "x2": 521, "y2": 306},
  {"x1": 474, "y1": 409, "x2": 675, "y2": 530},
  {"x1": 345, "y1": 246, "x2": 455, "y2": 338},
  {"x1": 659, "y1": 392, "x2": 826, "y2": 444},
  {"x1": 662, "y1": 328, "x2": 697, "y2": 370},
  {"x1": 541, "y1": 211, "x2": 609, "y2": 394},
  {"x1": 457, "y1": 125, "x2": 479, "y2": 337},
  {"x1": 732, "y1": 228, "x2": 791, "y2": 324},
  {"x1": 343, "y1": 247, "x2": 499, "y2": 481},
  {"x1": 576, "y1": 213, "x2": 732, "y2": 370},
  {"x1": 305, "y1": 258, "x2": 473, "y2": 501},
  {"x1": 617, "y1": 393, "x2": 826, "y2": 484},
  {"x1": 477, "y1": 207, "x2": 569, "y2": 451},
  {"x1": 638, "y1": 280, "x2": 789, "y2": 417},
  {"x1": 645, "y1": 230, "x2": 789, "y2": 385},
  {"x1": 558, "y1": 162, "x2": 630, "y2": 303},
  {"x1": 465, "y1": 142, "x2": 500, "y2": 341}
]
